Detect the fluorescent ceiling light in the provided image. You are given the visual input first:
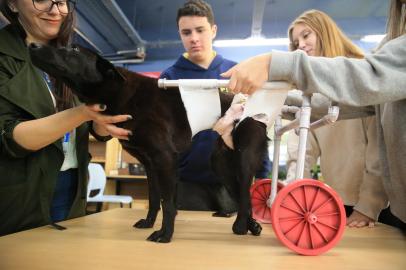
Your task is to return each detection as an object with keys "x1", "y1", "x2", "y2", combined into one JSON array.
[
  {"x1": 361, "y1": 34, "x2": 385, "y2": 43},
  {"x1": 213, "y1": 37, "x2": 289, "y2": 47}
]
